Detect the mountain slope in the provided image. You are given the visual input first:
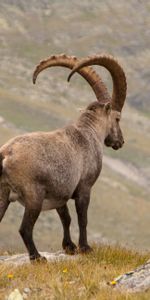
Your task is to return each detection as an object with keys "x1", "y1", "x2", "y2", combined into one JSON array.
[{"x1": 0, "y1": 0, "x2": 150, "y2": 252}]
